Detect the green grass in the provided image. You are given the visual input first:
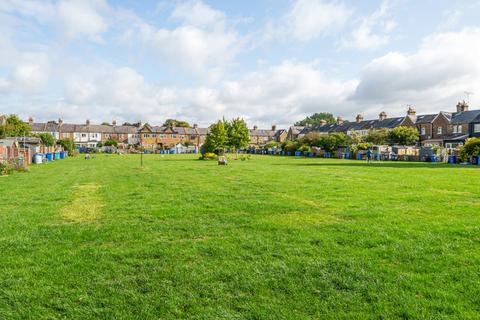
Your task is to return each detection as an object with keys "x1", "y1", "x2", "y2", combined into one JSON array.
[{"x1": 1, "y1": 154, "x2": 479, "y2": 319}]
